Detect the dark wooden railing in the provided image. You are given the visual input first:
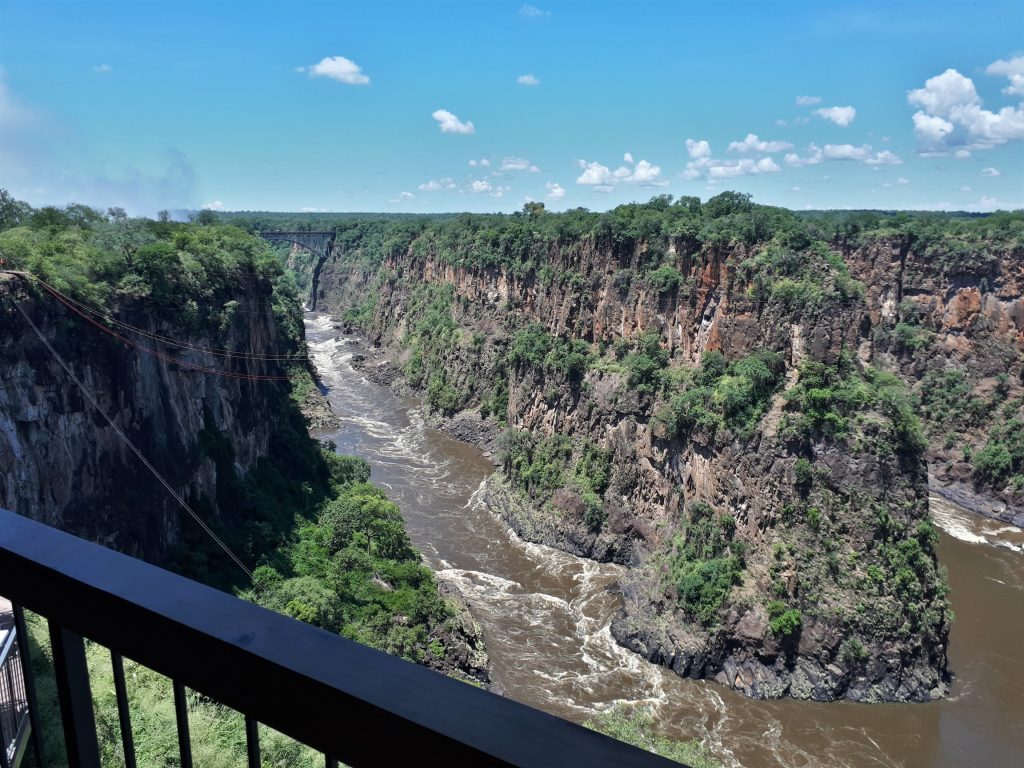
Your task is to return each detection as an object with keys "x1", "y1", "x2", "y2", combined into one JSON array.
[{"x1": 0, "y1": 509, "x2": 682, "y2": 767}]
